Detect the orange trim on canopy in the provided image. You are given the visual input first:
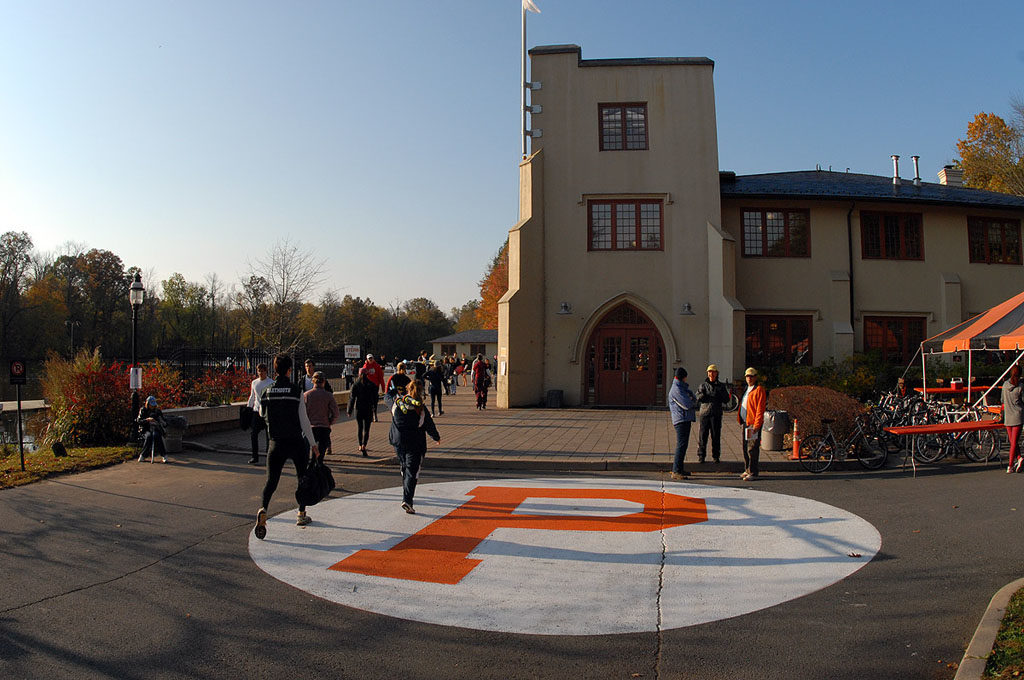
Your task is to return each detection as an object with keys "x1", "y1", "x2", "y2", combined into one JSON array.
[{"x1": 931, "y1": 290, "x2": 1024, "y2": 352}]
